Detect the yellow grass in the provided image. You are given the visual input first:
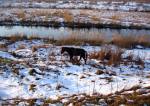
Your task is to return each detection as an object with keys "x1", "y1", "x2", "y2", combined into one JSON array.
[
  {"x1": 89, "y1": 45, "x2": 124, "y2": 66},
  {"x1": 63, "y1": 11, "x2": 73, "y2": 22},
  {"x1": 1, "y1": 34, "x2": 150, "y2": 48}
]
